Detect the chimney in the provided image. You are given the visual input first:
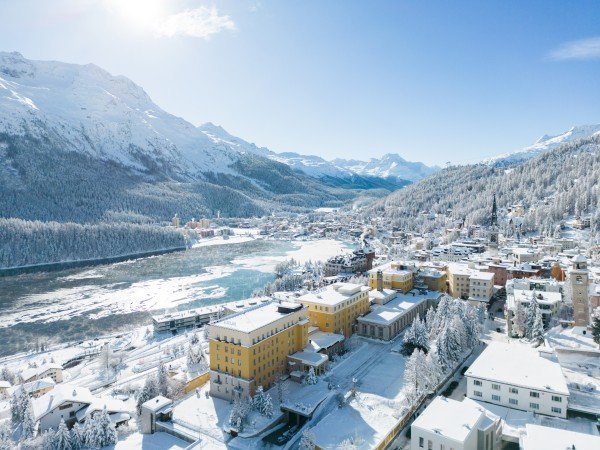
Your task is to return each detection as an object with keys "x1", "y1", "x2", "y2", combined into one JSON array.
[{"x1": 376, "y1": 270, "x2": 383, "y2": 292}]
